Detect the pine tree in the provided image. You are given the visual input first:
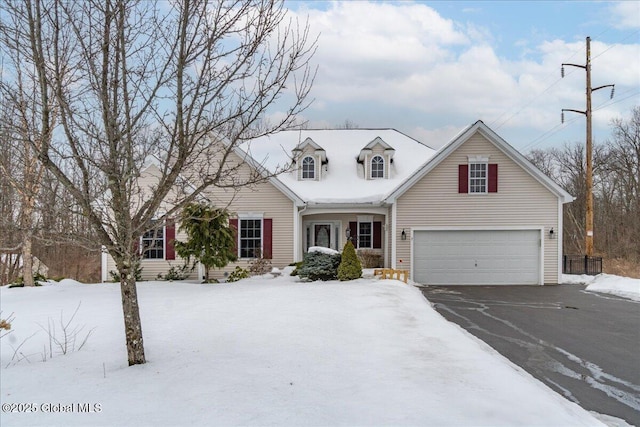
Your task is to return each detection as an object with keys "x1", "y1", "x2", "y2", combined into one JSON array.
[
  {"x1": 337, "y1": 240, "x2": 362, "y2": 281},
  {"x1": 174, "y1": 204, "x2": 237, "y2": 282}
]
